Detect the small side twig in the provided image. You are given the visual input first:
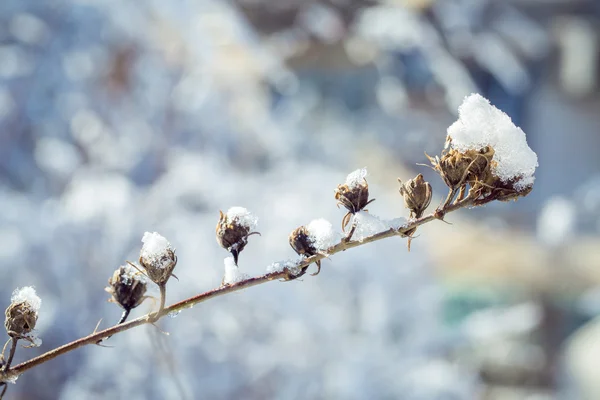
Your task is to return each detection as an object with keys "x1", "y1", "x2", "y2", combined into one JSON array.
[
  {"x1": 2, "y1": 338, "x2": 17, "y2": 372},
  {"x1": 150, "y1": 284, "x2": 167, "y2": 323}
]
